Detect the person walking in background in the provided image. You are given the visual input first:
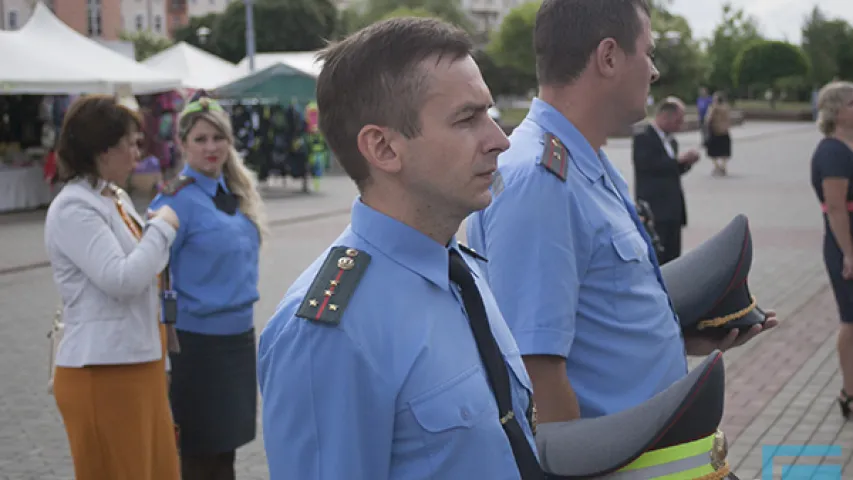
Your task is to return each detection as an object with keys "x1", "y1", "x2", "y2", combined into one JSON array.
[
  {"x1": 809, "y1": 80, "x2": 853, "y2": 419},
  {"x1": 44, "y1": 95, "x2": 181, "y2": 480},
  {"x1": 148, "y1": 91, "x2": 267, "y2": 480},
  {"x1": 696, "y1": 86, "x2": 712, "y2": 142},
  {"x1": 632, "y1": 97, "x2": 700, "y2": 264},
  {"x1": 705, "y1": 92, "x2": 732, "y2": 176}
]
